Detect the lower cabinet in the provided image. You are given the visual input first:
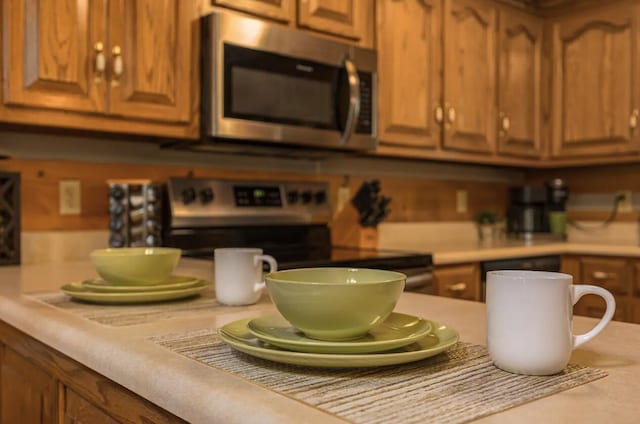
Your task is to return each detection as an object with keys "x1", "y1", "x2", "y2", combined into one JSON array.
[
  {"x1": 1, "y1": 344, "x2": 56, "y2": 423},
  {"x1": 63, "y1": 386, "x2": 120, "y2": 424},
  {"x1": 562, "y1": 255, "x2": 640, "y2": 325},
  {"x1": 433, "y1": 255, "x2": 640, "y2": 323},
  {"x1": 433, "y1": 263, "x2": 481, "y2": 301},
  {"x1": 0, "y1": 321, "x2": 185, "y2": 424}
]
